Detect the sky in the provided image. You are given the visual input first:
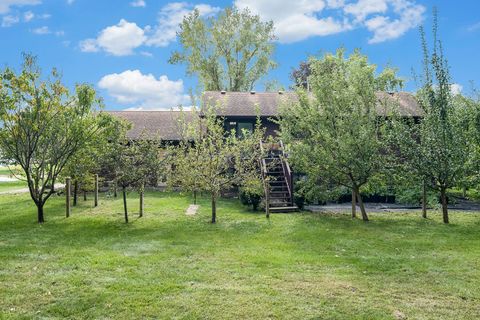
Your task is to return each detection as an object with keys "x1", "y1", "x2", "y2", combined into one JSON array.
[{"x1": 0, "y1": 0, "x2": 479, "y2": 111}]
